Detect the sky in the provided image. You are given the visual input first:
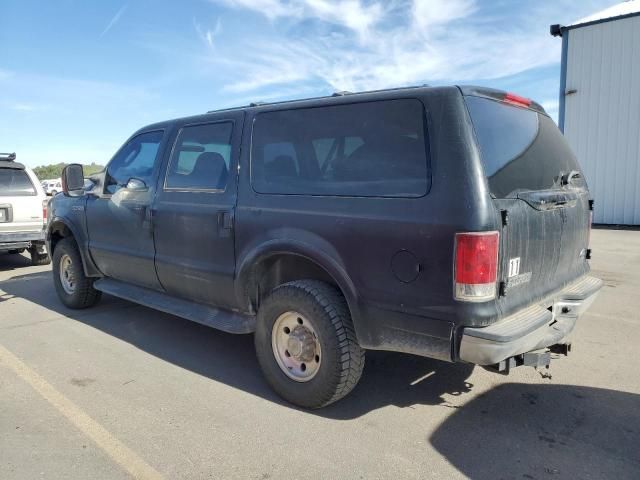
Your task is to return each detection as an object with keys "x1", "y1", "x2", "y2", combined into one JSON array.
[{"x1": 0, "y1": 0, "x2": 620, "y2": 167}]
